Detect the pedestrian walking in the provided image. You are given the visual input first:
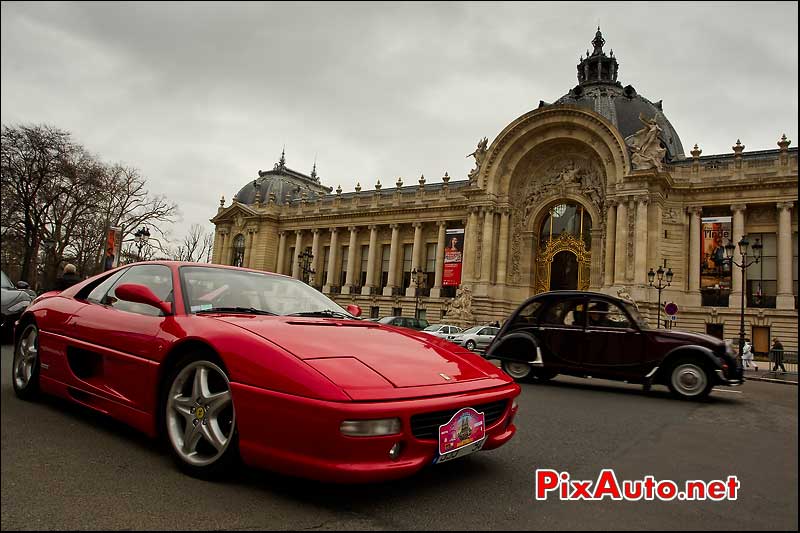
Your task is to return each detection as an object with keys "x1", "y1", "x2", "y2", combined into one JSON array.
[
  {"x1": 740, "y1": 339, "x2": 757, "y2": 371},
  {"x1": 770, "y1": 337, "x2": 786, "y2": 372},
  {"x1": 56, "y1": 264, "x2": 81, "y2": 291}
]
